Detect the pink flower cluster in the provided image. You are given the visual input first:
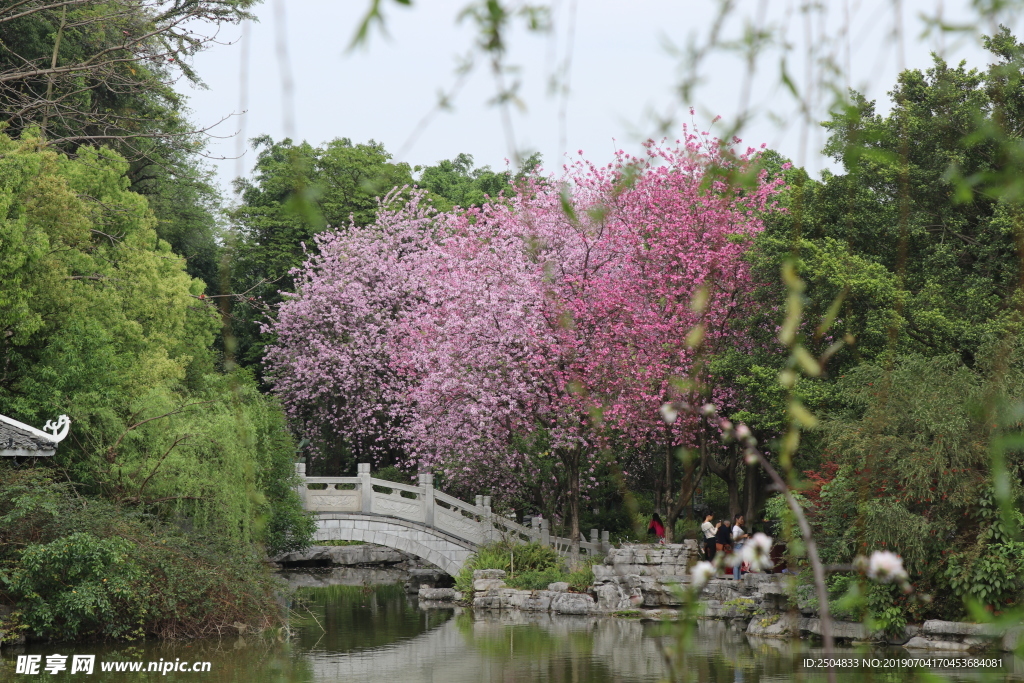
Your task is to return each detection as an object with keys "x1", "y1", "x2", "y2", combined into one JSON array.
[{"x1": 266, "y1": 131, "x2": 783, "y2": 495}]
